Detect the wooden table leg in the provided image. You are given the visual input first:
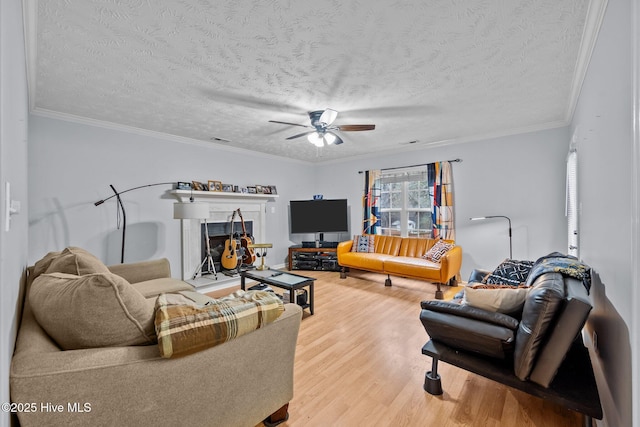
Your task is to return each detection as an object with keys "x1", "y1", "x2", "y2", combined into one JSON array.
[{"x1": 264, "y1": 403, "x2": 289, "y2": 426}]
